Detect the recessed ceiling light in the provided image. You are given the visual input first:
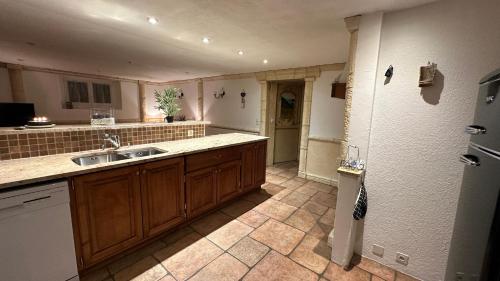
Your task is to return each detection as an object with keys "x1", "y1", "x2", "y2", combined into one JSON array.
[
  {"x1": 147, "y1": 16, "x2": 159, "y2": 25},
  {"x1": 237, "y1": 50, "x2": 244, "y2": 55},
  {"x1": 263, "y1": 59, "x2": 269, "y2": 64},
  {"x1": 202, "y1": 37, "x2": 211, "y2": 44}
]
